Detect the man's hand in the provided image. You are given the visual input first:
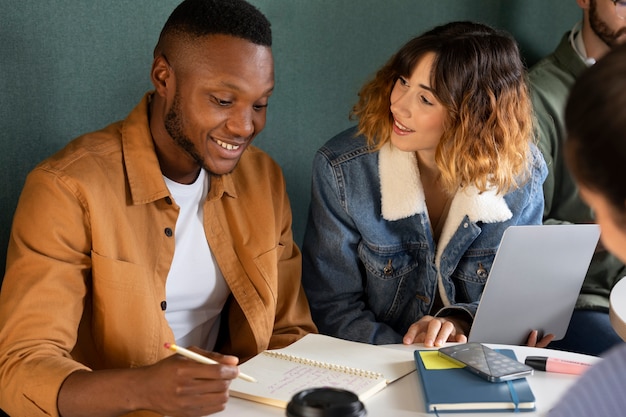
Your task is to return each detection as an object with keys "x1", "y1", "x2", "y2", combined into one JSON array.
[{"x1": 58, "y1": 349, "x2": 240, "y2": 417}]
